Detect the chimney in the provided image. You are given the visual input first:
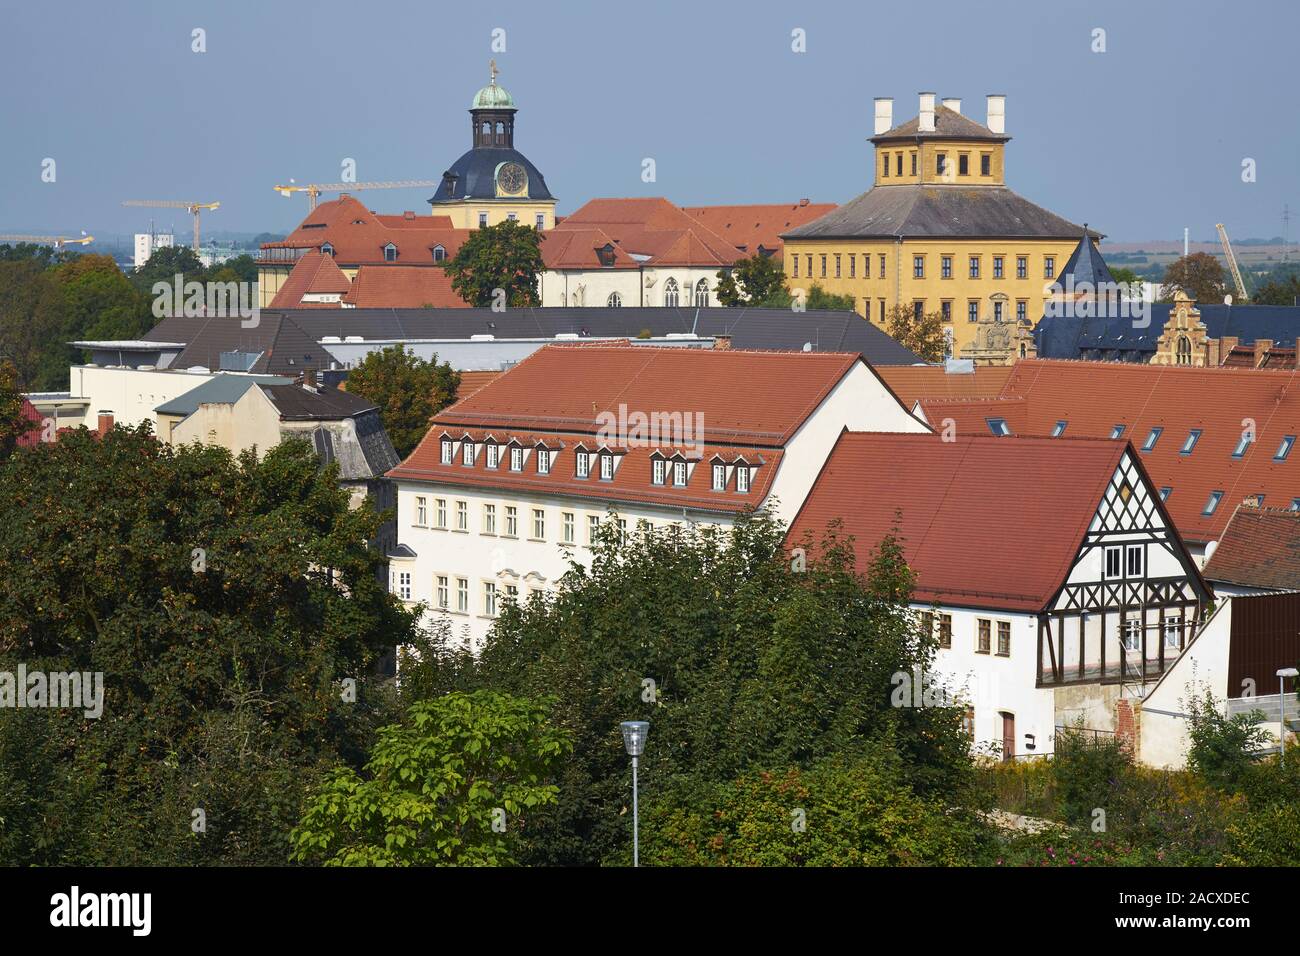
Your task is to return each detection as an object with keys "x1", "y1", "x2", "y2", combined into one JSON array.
[
  {"x1": 874, "y1": 97, "x2": 893, "y2": 135},
  {"x1": 918, "y1": 92, "x2": 936, "y2": 133},
  {"x1": 302, "y1": 367, "x2": 318, "y2": 389},
  {"x1": 97, "y1": 410, "x2": 114, "y2": 434},
  {"x1": 713, "y1": 334, "x2": 732, "y2": 351},
  {"x1": 1253, "y1": 338, "x2": 1273, "y2": 368},
  {"x1": 941, "y1": 97, "x2": 961, "y2": 115},
  {"x1": 1219, "y1": 335, "x2": 1239, "y2": 365},
  {"x1": 986, "y1": 94, "x2": 1006, "y2": 134}
]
